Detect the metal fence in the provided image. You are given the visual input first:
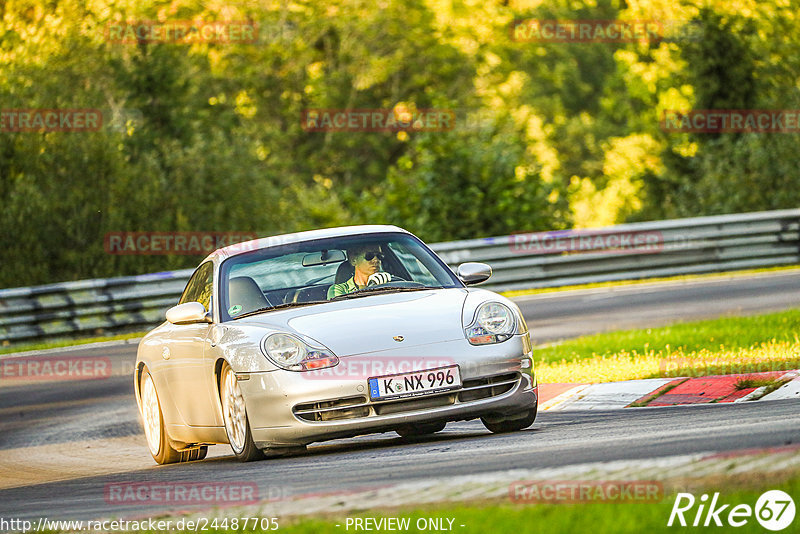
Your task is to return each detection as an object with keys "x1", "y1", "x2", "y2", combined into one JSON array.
[
  {"x1": 434, "y1": 209, "x2": 800, "y2": 292},
  {"x1": 2, "y1": 209, "x2": 799, "y2": 345}
]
